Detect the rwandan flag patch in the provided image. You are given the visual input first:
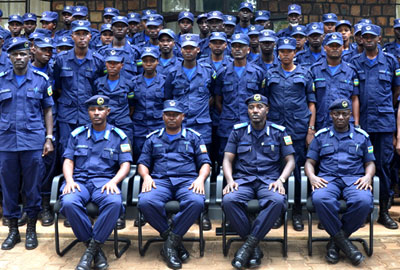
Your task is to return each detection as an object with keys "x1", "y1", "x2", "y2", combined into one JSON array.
[
  {"x1": 120, "y1": 144, "x2": 131, "y2": 152},
  {"x1": 284, "y1": 136, "x2": 292, "y2": 145},
  {"x1": 396, "y1": 69, "x2": 400, "y2": 77},
  {"x1": 368, "y1": 146, "x2": 373, "y2": 154},
  {"x1": 47, "y1": 86, "x2": 53, "y2": 96},
  {"x1": 353, "y1": 79, "x2": 359, "y2": 86},
  {"x1": 200, "y1": 144, "x2": 207, "y2": 153}
]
